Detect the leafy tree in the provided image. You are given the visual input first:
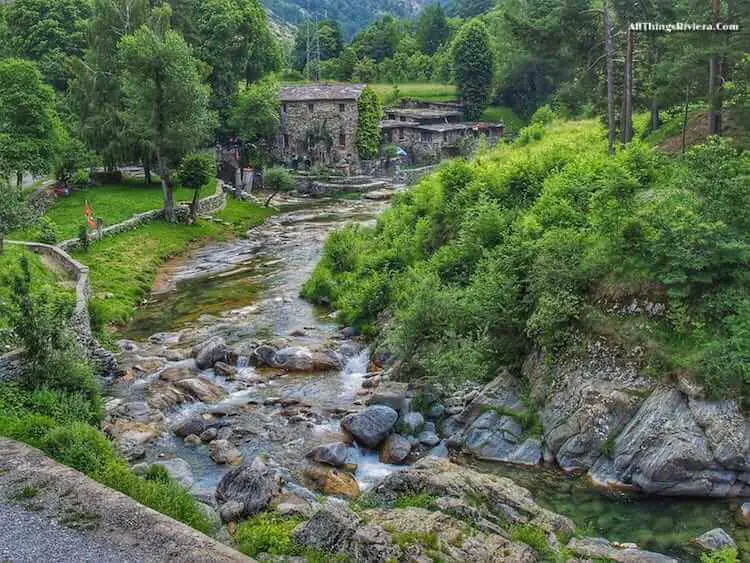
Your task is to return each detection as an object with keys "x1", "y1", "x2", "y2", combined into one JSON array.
[
  {"x1": 263, "y1": 167, "x2": 294, "y2": 207},
  {"x1": 229, "y1": 76, "x2": 280, "y2": 168},
  {"x1": 356, "y1": 86, "x2": 382, "y2": 160},
  {"x1": 352, "y1": 57, "x2": 378, "y2": 82},
  {"x1": 118, "y1": 19, "x2": 216, "y2": 222},
  {"x1": 319, "y1": 20, "x2": 344, "y2": 61},
  {"x1": 451, "y1": 0, "x2": 496, "y2": 18},
  {"x1": 351, "y1": 15, "x2": 402, "y2": 62},
  {"x1": 416, "y1": 5, "x2": 450, "y2": 56},
  {"x1": 176, "y1": 152, "x2": 214, "y2": 221},
  {"x1": 0, "y1": 59, "x2": 60, "y2": 187},
  {"x1": 54, "y1": 134, "x2": 96, "y2": 188},
  {"x1": 0, "y1": 182, "x2": 28, "y2": 254},
  {"x1": 4, "y1": 0, "x2": 92, "y2": 89},
  {"x1": 453, "y1": 20, "x2": 495, "y2": 120}
]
